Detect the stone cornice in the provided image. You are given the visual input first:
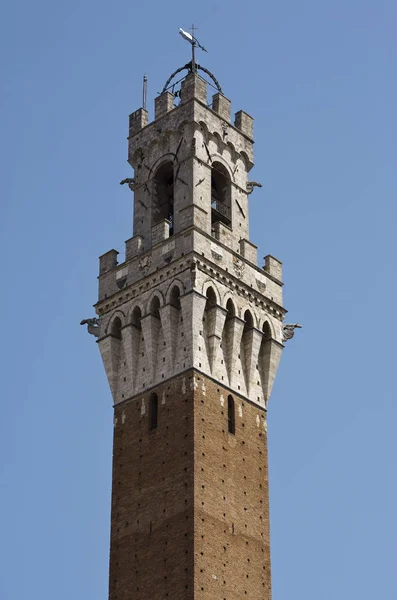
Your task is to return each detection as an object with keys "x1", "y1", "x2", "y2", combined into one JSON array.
[
  {"x1": 95, "y1": 250, "x2": 286, "y2": 322},
  {"x1": 195, "y1": 256, "x2": 286, "y2": 320}
]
